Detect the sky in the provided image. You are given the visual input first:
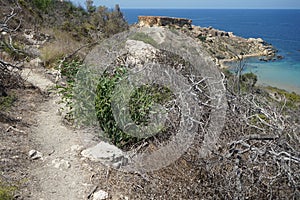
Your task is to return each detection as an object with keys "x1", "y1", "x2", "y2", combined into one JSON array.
[{"x1": 70, "y1": 0, "x2": 300, "y2": 9}]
